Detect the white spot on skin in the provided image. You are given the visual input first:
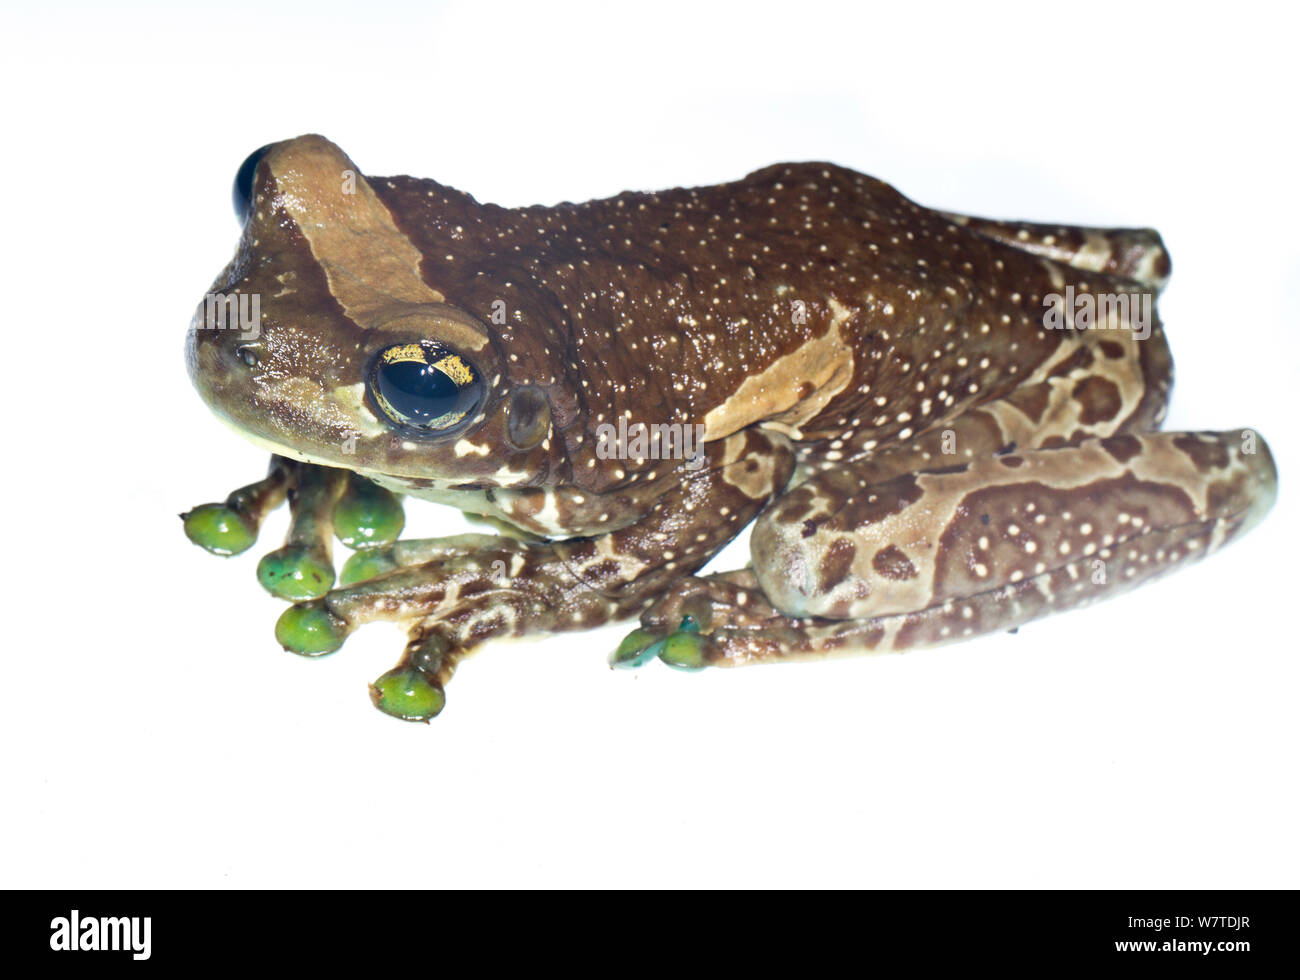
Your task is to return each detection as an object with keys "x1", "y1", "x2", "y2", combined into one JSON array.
[{"x1": 493, "y1": 464, "x2": 532, "y2": 486}]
